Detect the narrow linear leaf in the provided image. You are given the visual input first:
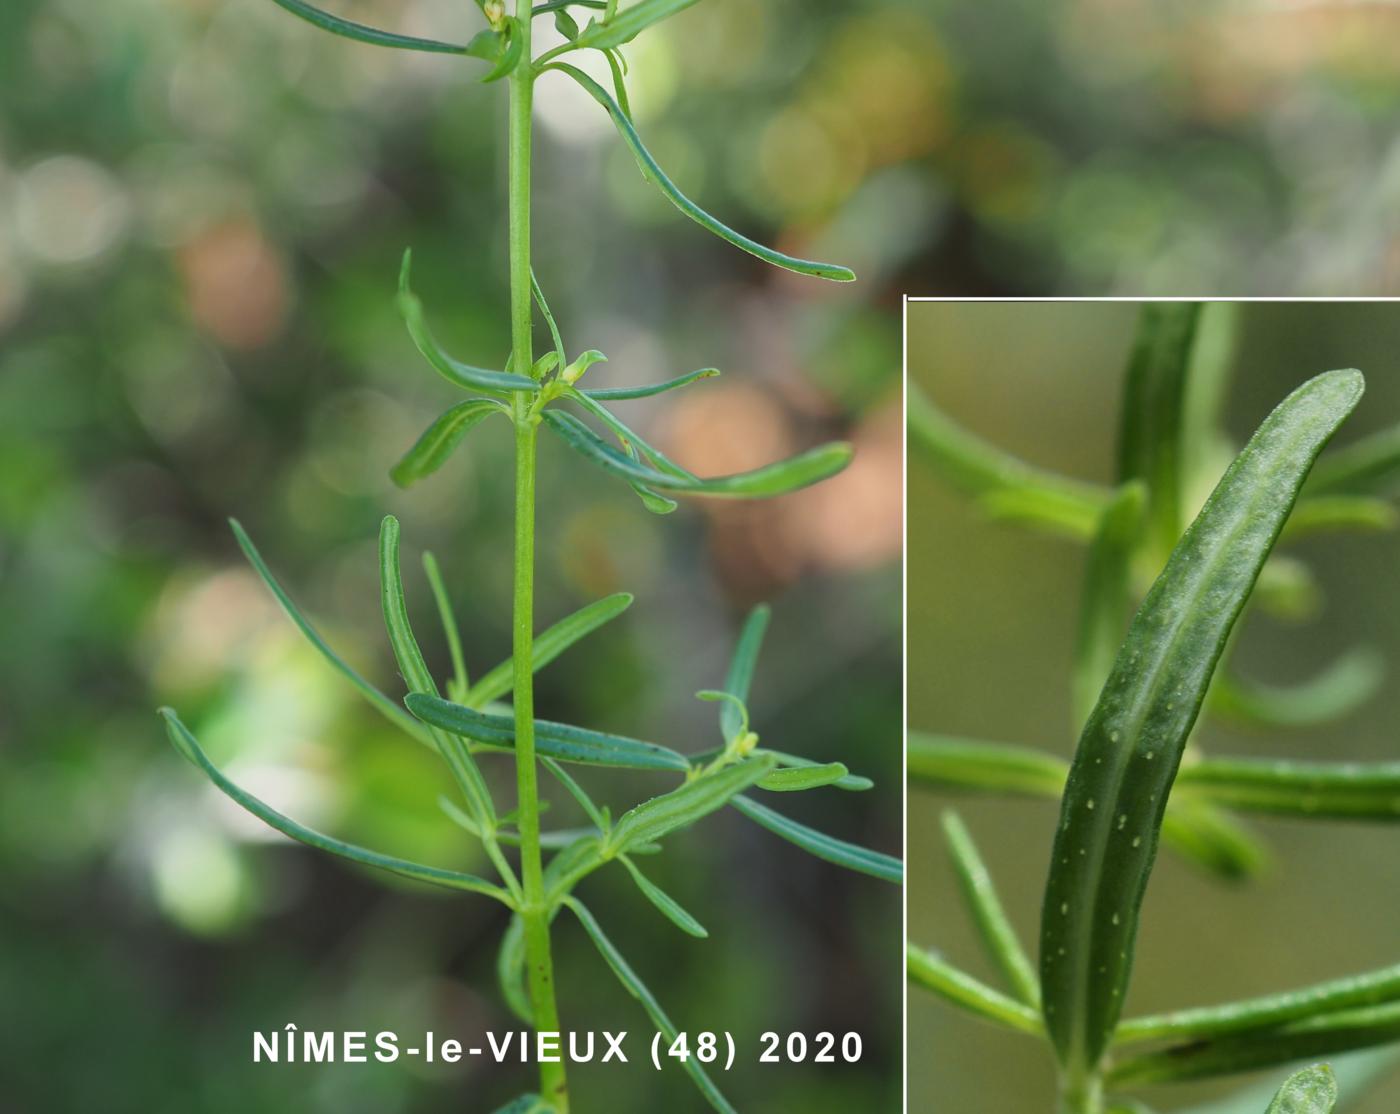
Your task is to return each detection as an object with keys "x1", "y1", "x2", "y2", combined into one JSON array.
[
  {"x1": 542, "y1": 409, "x2": 851, "y2": 498},
  {"x1": 906, "y1": 944, "x2": 1045, "y2": 1036},
  {"x1": 1180, "y1": 302, "x2": 1240, "y2": 491},
  {"x1": 583, "y1": 367, "x2": 719, "y2": 401},
  {"x1": 392, "y1": 399, "x2": 503, "y2": 488},
  {"x1": 942, "y1": 811, "x2": 1040, "y2": 1007},
  {"x1": 545, "y1": 65, "x2": 855, "y2": 282},
  {"x1": 530, "y1": 268, "x2": 567, "y2": 375},
  {"x1": 565, "y1": 899, "x2": 737, "y2": 1114},
  {"x1": 1265, "y1": 1065, "x2": 1338, "y2": 1114},
  {"x1": 541, "y1": 757, "x2": 609, "y2": 834},
  {"x1": 1283, "y1": 495, "x2": 1397, "y2": 540},
  {"x1": 619, "y1": 855, "x2": 708, "y2": 937},
  {"x1": 469, "y1": 592, "x2": 633, "y2": 705},
  {"x1": 1111, "y1": 1001, "x2": 1400, "y2": 1086},
  {"x1": 1039, "y1": 369, "x2": 1365, "y2": 1078},
  {"x1": 757, "y1": 762, "x2": 849, "y2": 792},
  {"x1": 761, "y1": 749, "x2": 872, "y2": 791},
  {"x1": 1116, "y1": 302, "x2": 1202, "y2": 556},
  {"x1": 604, "y1": 46, "x2": 632, "y2": 120},
  {"x1": 465, "y1": 18, "x2": 526, "y2": 83},
  {"x1": 438, "y1": 796, "x2": 590, "y2": 849},
  {"x1": 721, "y1": 604, "x2": 768, "y2": 744},
  {"x1": 604, "y1": 757, "x2": 777, "y2": 855},
  {"x1": 574, "y1": 0, "x2": 699, "y2": 49},
  {"x1": 1116, "y1": 959, "x2": 1400, "y2": 1046},
  {"x1": 497, "y1": 914, "x2": 534, "y2": 1025},
  {"x1": 1307, "y1": 421, "x2": 1400, "y2": 497},
  {"x1": 161, "y1": 710, "x2": 510, "y2": 903},
  {"x1": 229, "y1": 519, "x2": 430, "y2": 746},
  {"x1": 730, "y1": 794, "x2": 902, "y2": 883},
  {"x1": 269, "y1": 0, "x2": 468, "y2": 53},
  {"x1": 1208, "y1": 650, "x2": 1384, "y2": 731},
  {"x1": 907, "y1": 733, "x2": 1068, "y2": 798},
  {"x1": 380, "y1": 516, "x2": 495, "y2": 825},
  {"x1": 406, "y1": 693, "x2": 691, "y2": 772},
  {"x1": 1177, "y1": 757, "x2": 1400, "y2": 820},
  {"x1": 1073, "y1": 482, "x2": 1147, "y2": 730},
  {"x1": 908, "y1": 385, "x2": 1111, "y2": 539},
  {"x1": 398, "y1": 250, "x2": 539, "y2": 394},
  {"x1": 566, "y1": 388, "x2": 694, "y2": 478},
  {"x1": 422, "y1": 551, "x2": 469, "y2": 701},
  {"x1": 906, "y1": 733, "x2": 1267, "y2": 880}
]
